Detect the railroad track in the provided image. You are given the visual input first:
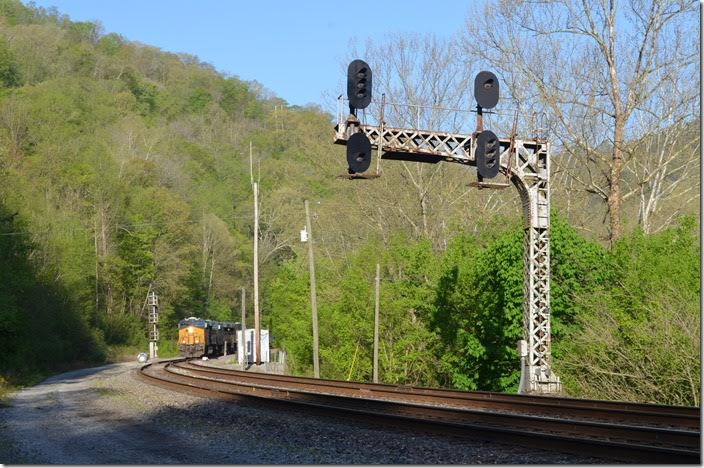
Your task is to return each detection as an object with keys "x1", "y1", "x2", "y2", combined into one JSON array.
[{"x1": 138, "y1": 359, "x2": 701, "y2": 463}]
